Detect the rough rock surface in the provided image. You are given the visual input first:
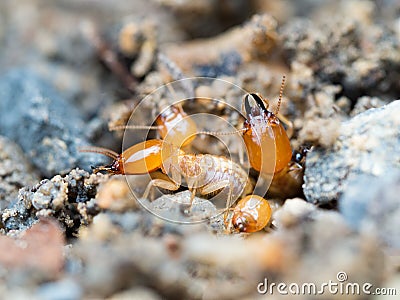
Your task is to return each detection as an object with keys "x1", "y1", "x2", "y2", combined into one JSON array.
[
  {"x1": 304, "y1": 100, "x2": 400, "y2": 204},
  {"x1": 0, "y1": 136, "x2": 38, "y2": 210},
  {"x1": 0, "y1": 69, "x2": 102, "y2": 177},
  {"x1": 281, "y1": 8, "x2": 400, "y2": 101},
  {"x1": 339, "y1": 171, "x2": 400, "y2": 250},
  {"x1": 1, "y1": 169, "x2": 105, "y2": 235}
]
